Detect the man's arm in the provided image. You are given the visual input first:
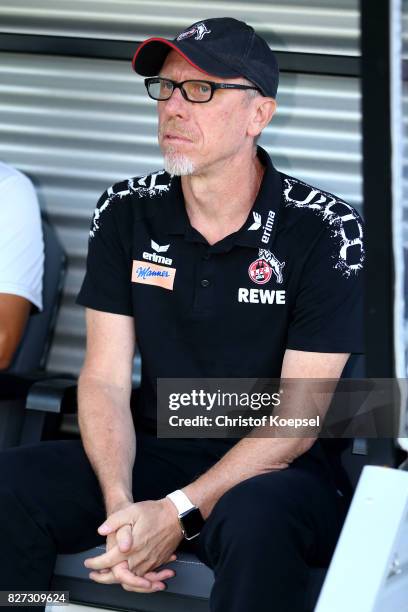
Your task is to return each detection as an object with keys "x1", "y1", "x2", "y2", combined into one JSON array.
[
  {"x1": 182, "y1": 349, "x2": 350, "y2": 519},
  {"x1": 78, "y1": 307, "x2": 136, "y2": 514},
  {"x1": 0, "y1": 293, "x2": 31, "y2": 370},
  {"x1": 79, "y1": 307, "x2": 179, "y2": 591},
  {"x1": 83, "y1": 348, "x2": 351, "y2": 580}
]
